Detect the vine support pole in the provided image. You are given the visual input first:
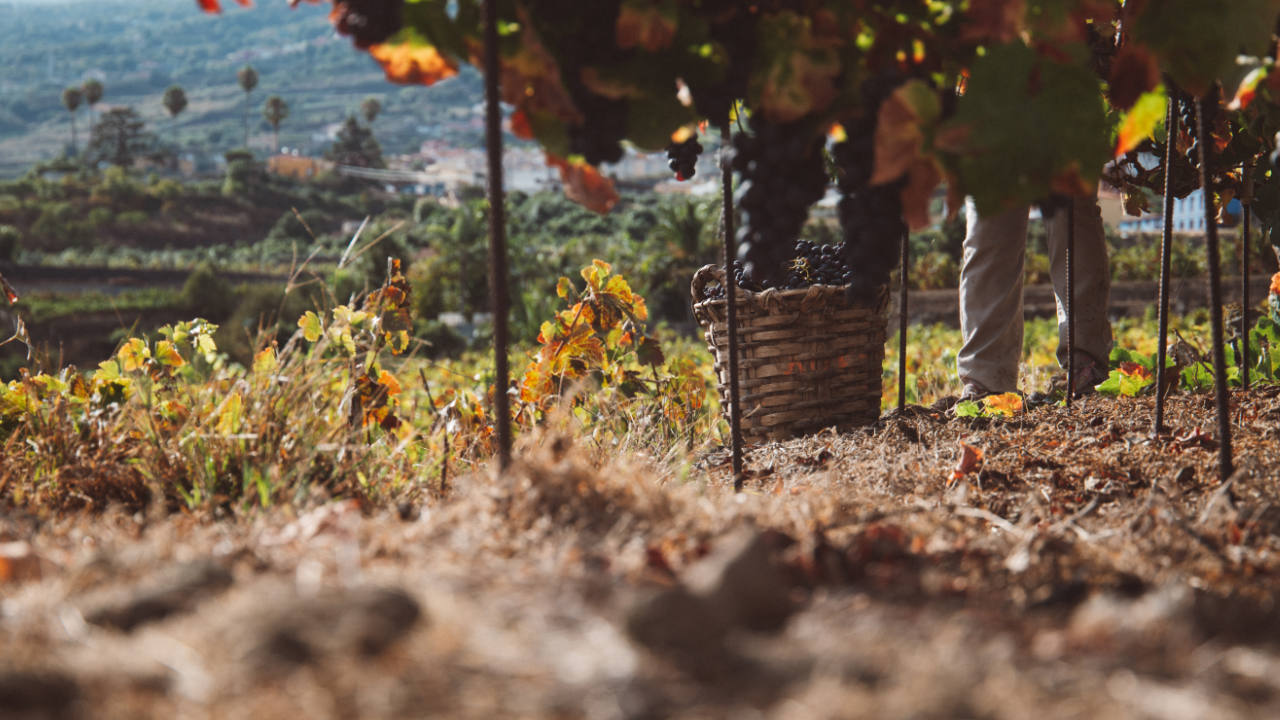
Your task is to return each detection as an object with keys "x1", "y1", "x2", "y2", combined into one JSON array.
[
  {"x1": 1154, "y1": 90, "x2": 1177, "y2": 437},
  {"x1": 483, "y1": 0, "x2": 512, "y2": 470},
  {"x1": 1241, "y1": 159, "x2": 1254, "y2": 392},
  {"x1": 1195, "y1": 96, "x2": 1234, "y2": 481},
  {"x1": 1066, "y1": 199, "x2": 1076, "y2": 407},
  {"x1": 719, "y1": 119, "x2": 744, "y2": 490},
  {"x1": 898, "y1": 228, "x2": 909, "y2": 410}
]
